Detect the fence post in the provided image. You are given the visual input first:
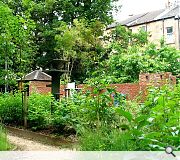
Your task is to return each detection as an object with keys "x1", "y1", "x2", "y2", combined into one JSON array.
[{"x1": 23, "y1": 91, "x2": 28, "y2": 128}]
